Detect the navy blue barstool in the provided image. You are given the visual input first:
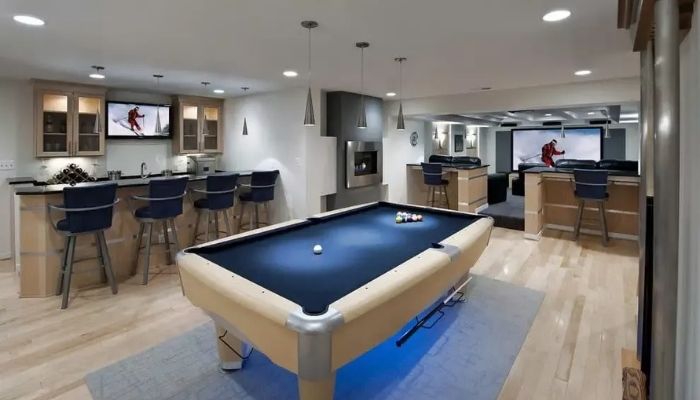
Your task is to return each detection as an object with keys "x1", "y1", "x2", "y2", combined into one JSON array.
[
  {"x1": 191, "y1": 173, "x2": 239, "y2": 245},
  {"x1": 421, "y1": 162, "x2": 450, "y2": 209},
  {"x1": 129, "y1": 177, "x2": 188, "y2": 285},
  {"x1": 237, "y1": 171, "x2": 279, "y2": 232},
  {"x1": 47, "y1": 183, "x2": 119, "y2": 309},
  {"x1": 573, "y1": 169, "x2": 610, "y2": 245}
]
